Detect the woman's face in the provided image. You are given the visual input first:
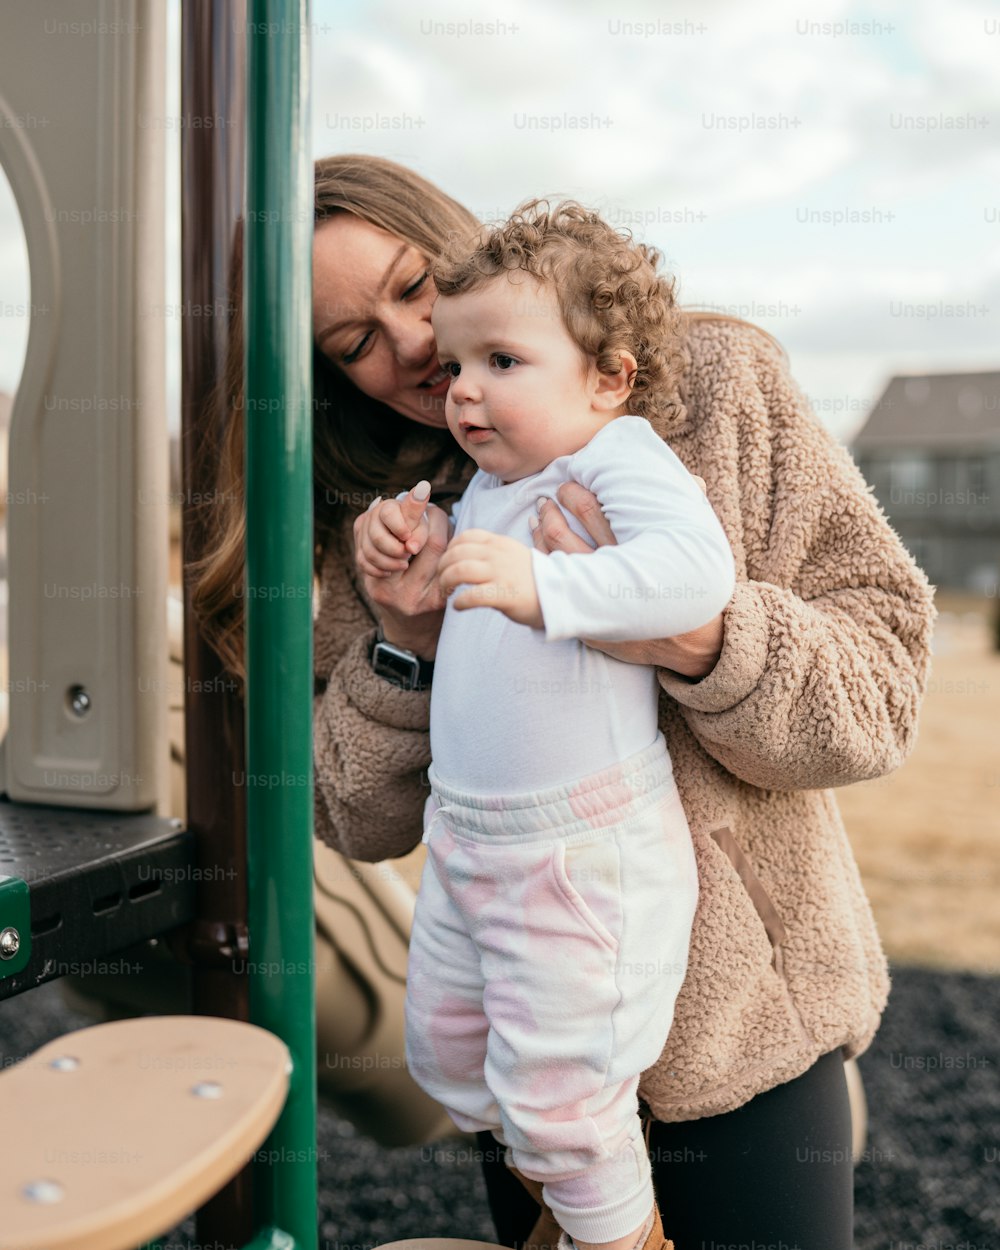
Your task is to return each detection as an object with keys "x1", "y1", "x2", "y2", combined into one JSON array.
[{"x1": 312, "y1": 214, "x2": 451, "y2": 428}]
